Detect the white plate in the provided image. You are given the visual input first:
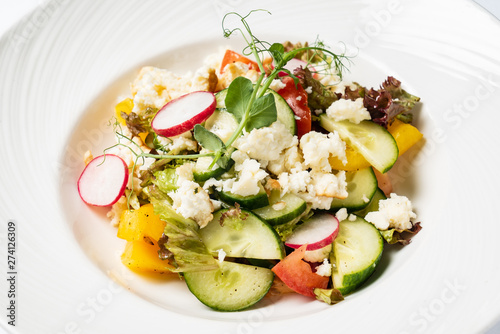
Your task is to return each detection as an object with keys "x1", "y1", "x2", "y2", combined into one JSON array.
[{"x1": 1, "y1": 0, "x2": 500, "y2": 333}]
